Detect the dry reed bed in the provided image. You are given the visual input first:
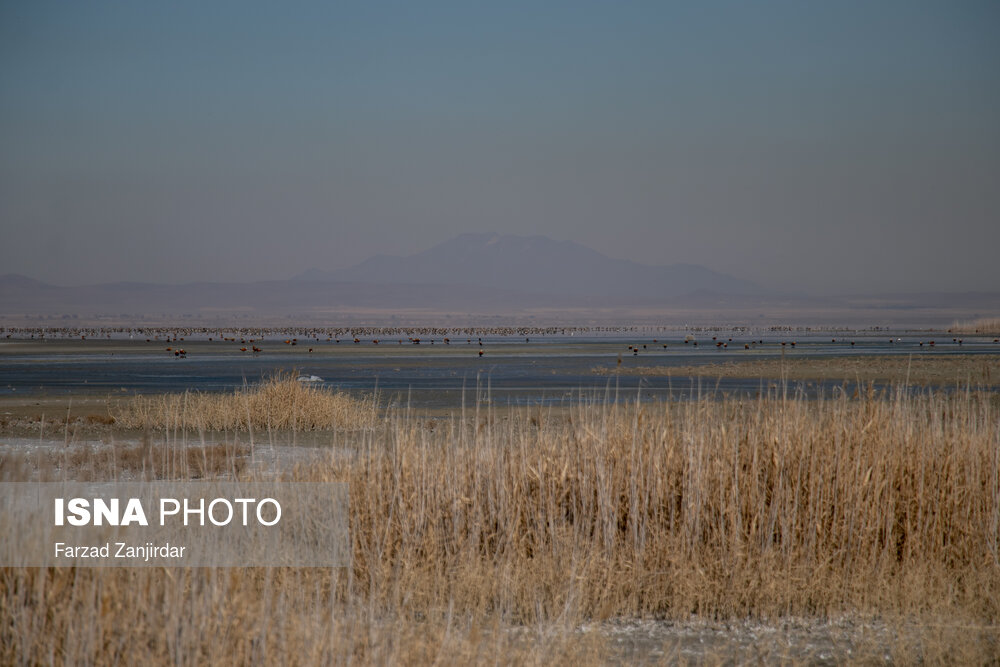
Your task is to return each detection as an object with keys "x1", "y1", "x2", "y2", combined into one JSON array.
[
  {"x1": 111, "y1": 375, "x2": 378, "y2": 431},
  {"x1": 0, "y1": 567, "x2": 611, "y2": 665},
  {"x1": 345, "y1": 388, "x2": 1000, "y2": 624},
  {"x1": 3, "y1": 387, "x2": 999, "y2": 662},
  {"x1": 0, "y1": 439, "x2": 249, "y2": 482}
]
